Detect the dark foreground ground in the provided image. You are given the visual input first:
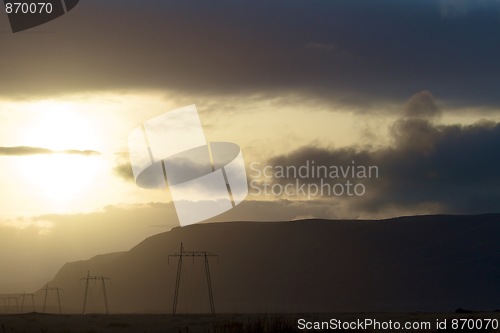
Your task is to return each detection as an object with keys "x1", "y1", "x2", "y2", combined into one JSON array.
[{"x1": 0, "y1": 312, "x2": 499, "y2": 333}]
